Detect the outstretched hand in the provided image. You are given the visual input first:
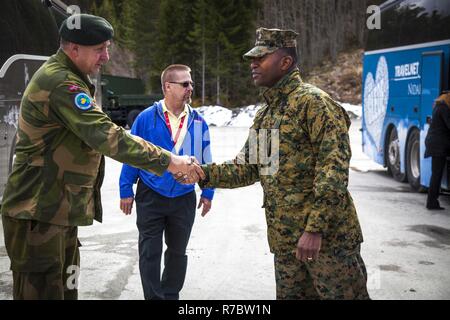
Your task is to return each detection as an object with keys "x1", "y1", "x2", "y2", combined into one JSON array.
[
  {"x1": 168, "y1": 155, "x2": 205, "y2": 184},
  {"x1": 197, "y1": 197, "x2": 212, "y2": 217}
]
